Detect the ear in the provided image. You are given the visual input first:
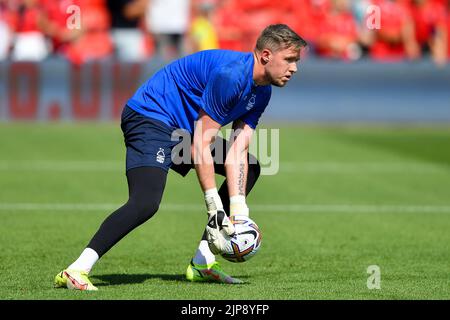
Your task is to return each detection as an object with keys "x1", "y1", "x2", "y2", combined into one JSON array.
[{"x1": 260, "y1": 49, "x2": 272, "y2": 64}]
